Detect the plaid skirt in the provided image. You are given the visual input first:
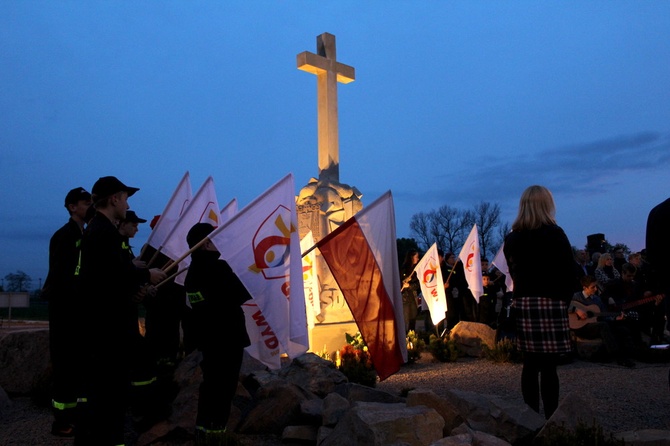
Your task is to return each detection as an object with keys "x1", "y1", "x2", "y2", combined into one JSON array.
[{"x1": 514, "y1": 296, "x2": 571, "y2": 354}]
